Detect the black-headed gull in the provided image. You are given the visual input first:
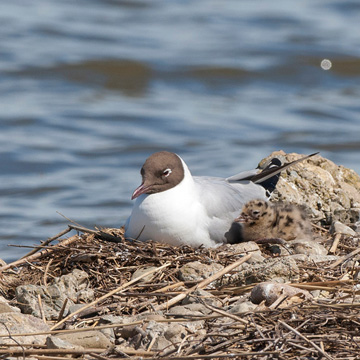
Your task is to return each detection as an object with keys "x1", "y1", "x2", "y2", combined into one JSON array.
[{"x1": 124, "y1": 151, "x2": 317, "y2": 247}]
